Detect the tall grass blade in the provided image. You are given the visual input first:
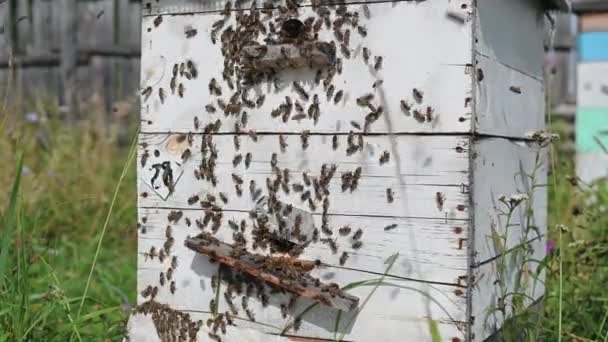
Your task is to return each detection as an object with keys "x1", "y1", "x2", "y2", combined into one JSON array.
[
  {"x1": 75, "y1": 129, "x2": 138, "y2": 320},
  {"x1": 0, "y1": 153, "x2": 23, "y2": 281}
]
